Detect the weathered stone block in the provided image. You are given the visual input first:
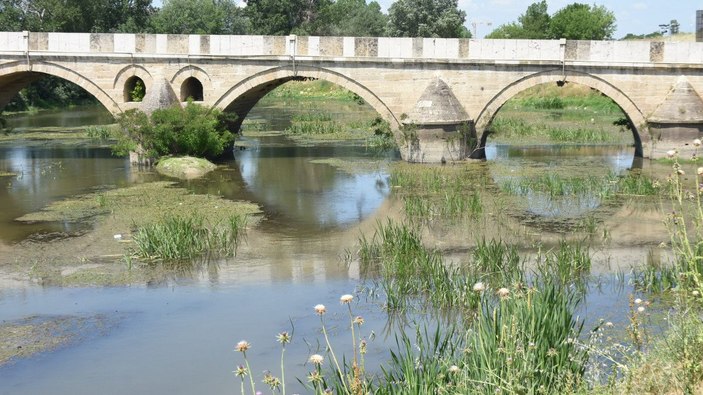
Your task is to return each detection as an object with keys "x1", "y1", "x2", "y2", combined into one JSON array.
[
  {"x1": 90, "y1": 34, "x2": 113, "y2": 53},
  {"x1": 297, "y1": 36, "x2": 308, "y2": 55},
  {"x1": 265, "y1": 36, "x2": 285, "y2": 56},
  {"x1": 564, "y1": 40, "x2": 577, "y2": 60},
  {"x1": 650, "y1": 42, "x2": 664, "y2": 62},
  {"x1": 29, "y1": 33, "x2": 48, "y2": 51},
  {"x1": 459, "y1": 39, "x2": 470, "y2": 58},
  {"x1": 355, "y1": 38, "x2": 378, "y2": 57},
  {"x1": 412, "y1": 38, "x2": 423, "y2": 58},
  {"x1": 167, "y1": 35, "x2": 188, "y2": 54},
  {"x1": 319, "y1": 37, "x2": 343, "y2": 56},
  {"x1": 135, "y1": 34, "x2": 157, "y2": 53},
  {"x1": 200, "y1": 35, "x2": 210, "y2": 54}
]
